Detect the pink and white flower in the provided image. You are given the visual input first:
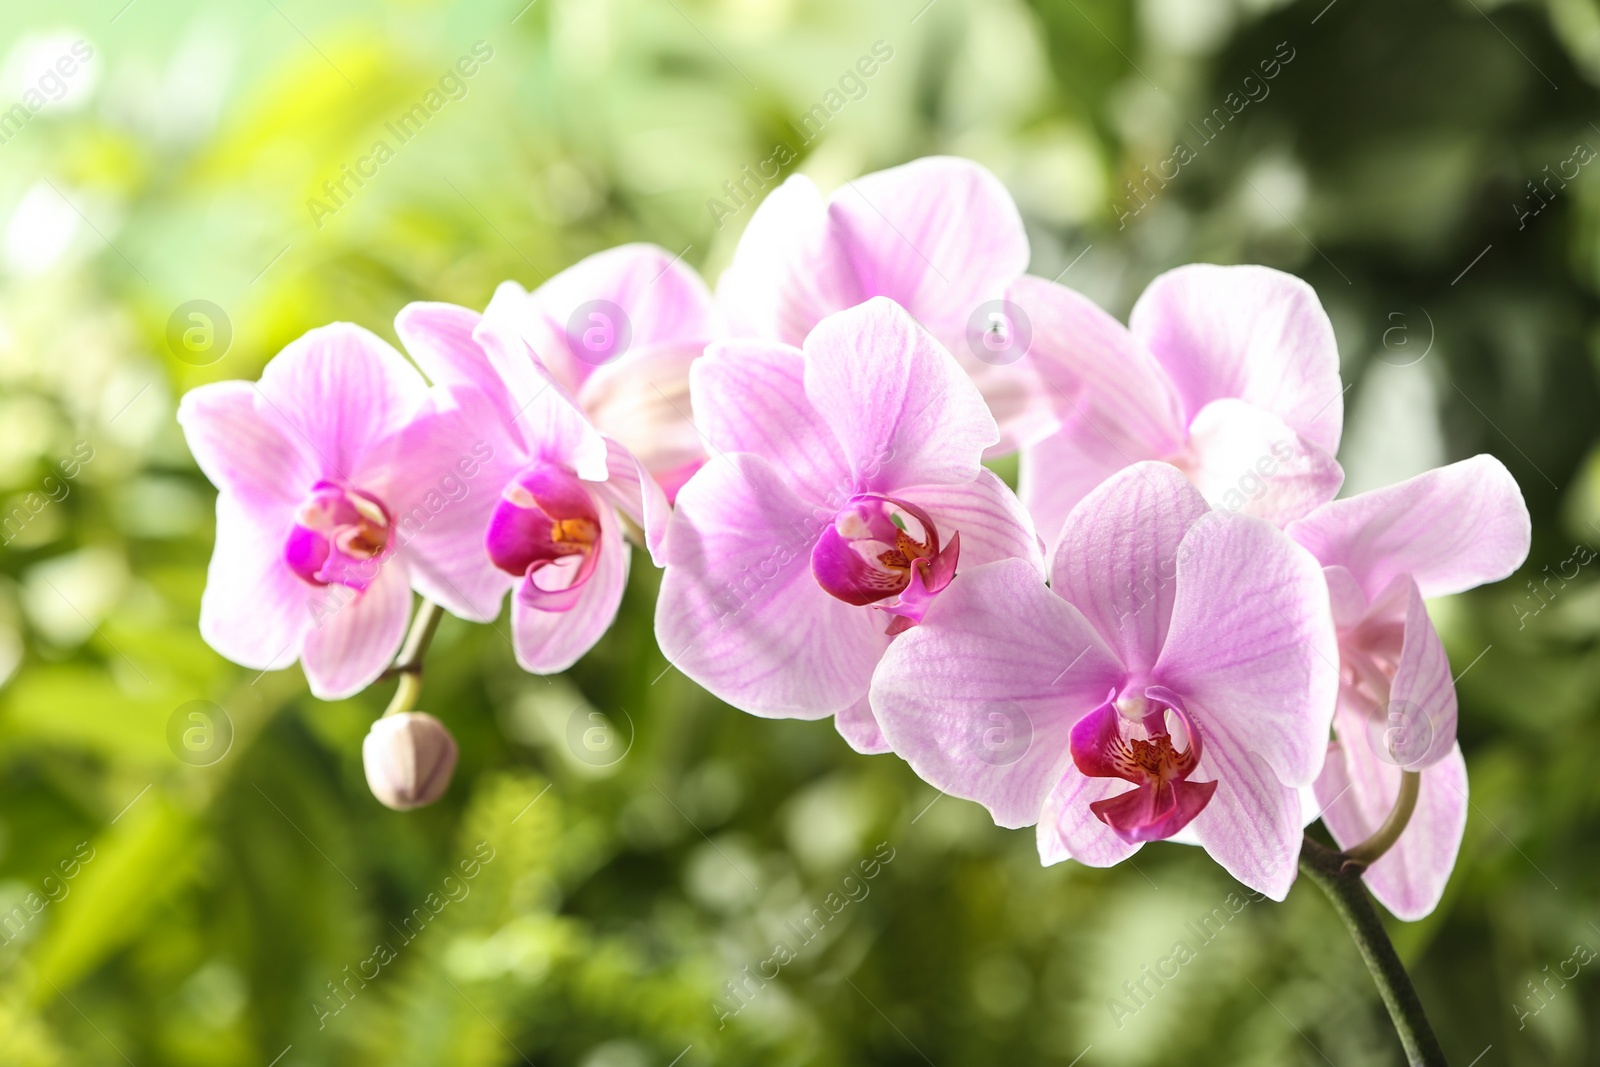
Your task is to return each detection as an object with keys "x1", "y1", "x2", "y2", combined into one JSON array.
[
  {"x1": 483, "y1": 243, "x2": 720, "y2": 502},
  {"x1": 392, "y1": 300, "x2": 669, "y2": 673},
  {"x1": 871, "y1": 462, "x2": 1339, "y2": 899},
  {"x1": 1287, "y1": 455, "x2": 1530, "y2": 919},
  {"x1": 716, "y1": 156, "x2": 1055, "y2": 451},
  {"x1": 178, "y1": 324, "x2": 470, "y2": 699},
  {"x1": 1018, "y1": 264, "x2": 1345, "y2": 551},
  {"x1": 655, "y1": 297, "x2": 1043, "y2": 753}
]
